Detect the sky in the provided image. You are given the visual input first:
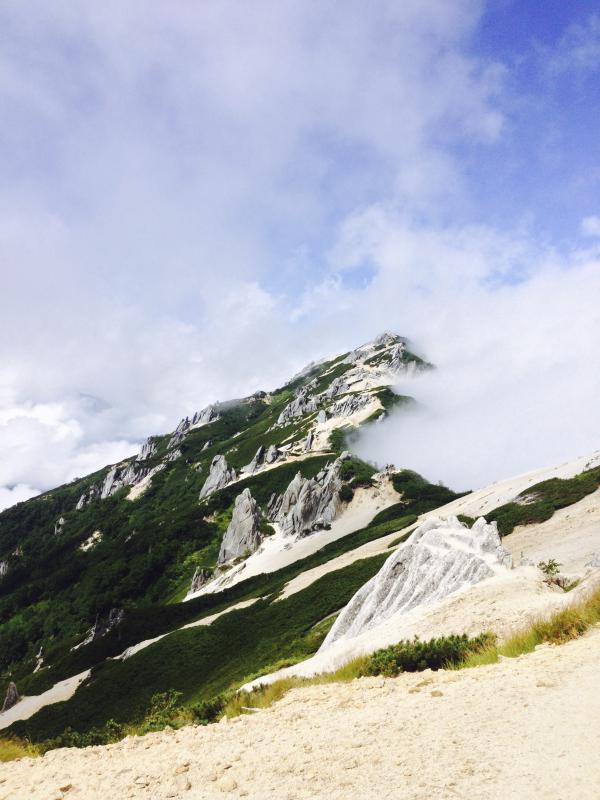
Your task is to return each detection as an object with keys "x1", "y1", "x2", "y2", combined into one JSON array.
[{"x1": 1, "y1": 0, "x2": 600, "y2": 508}]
